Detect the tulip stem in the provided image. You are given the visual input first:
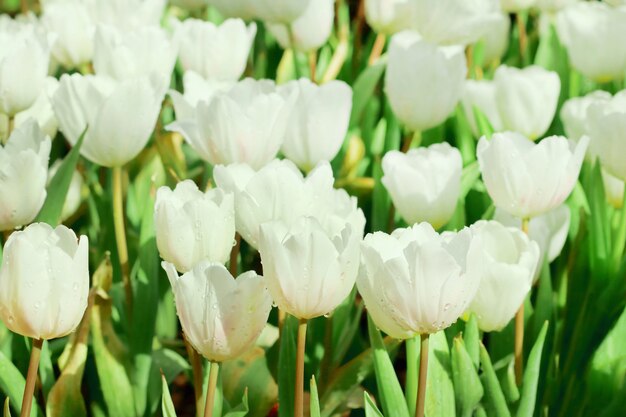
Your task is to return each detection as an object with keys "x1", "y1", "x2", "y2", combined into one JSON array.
[
  {"x1": 229, "y1": 233, "x2": 241, "y2": 277},
  {"x1": 112, "y1": 166, "x2": 132, "y2": 320},
  {"x1": 516, "y1": 13, "x2": 528, "y2": 63},
  {"x1": 203, "y1": 361, "x2": 219, "y2": 417},
  {"x1": 184, "y1": 336, "x2": 204, "y2": 417},
  {"x1": 2, "y1": 116, "x2": 14, "y2": 145},
  {"x1": 309, "y1": 51, "x2": 317, "y2": 83},
  {"x1": 20, "y1": 338, "x2": 43, "y2": 417},
  {"x1": 295, "y1": 318, "x2": 308, "y2": 417},
  {"x1": 20, "y1": 0, "x2": 28, "y2": 14},
  {"x1": 405, "y1": 336, "x2": 419, "y2": 416},
  {"x1": 368, "y1": 33, "x2": 386, "y2": 66},
  {"x1": 515, "y1": 218, "x2": 530, "y2": 385},
  {"x1": 415, "y1": 333, "x2": 429, "y2": 417}
]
